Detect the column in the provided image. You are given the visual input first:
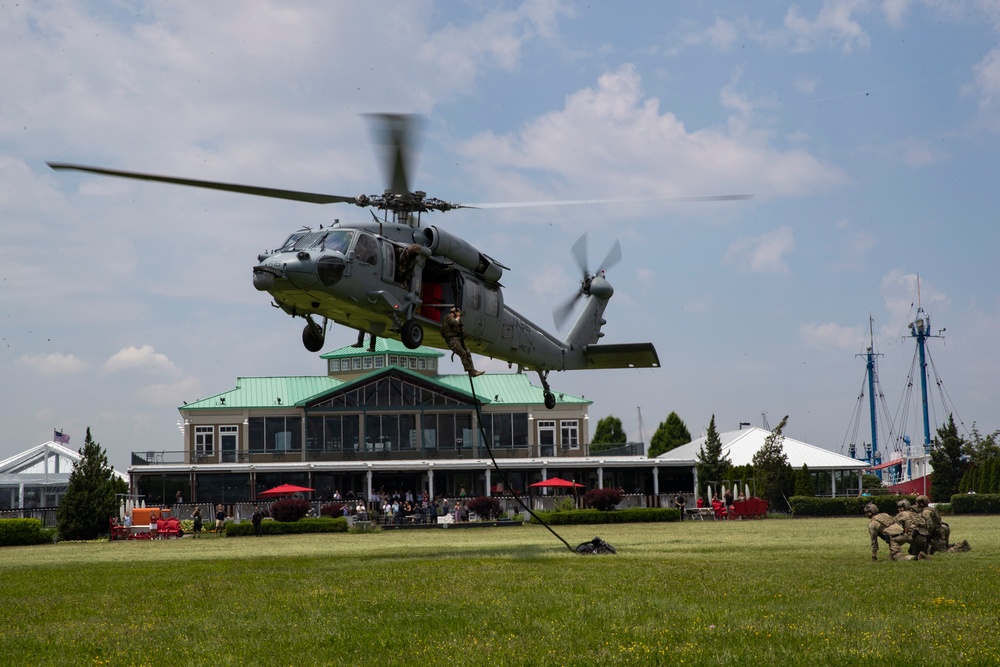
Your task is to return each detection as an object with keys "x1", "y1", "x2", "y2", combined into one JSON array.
[
  {"x1": 597, "y1": 467, "x2": 604, "y2": 489},
  {"x1": 427, "y1": 467, "x2": 435, "y2": 499},
  {"x1": 485, "y1": 467, "x2": 491, "y2": 497}
]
